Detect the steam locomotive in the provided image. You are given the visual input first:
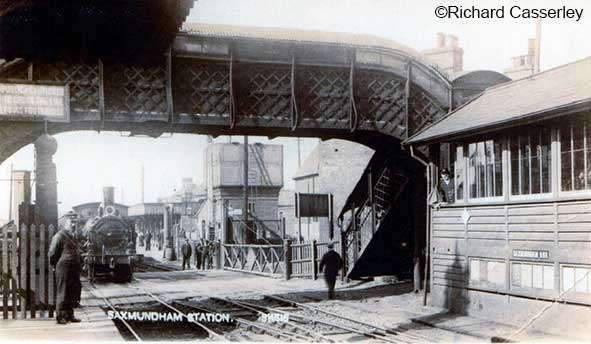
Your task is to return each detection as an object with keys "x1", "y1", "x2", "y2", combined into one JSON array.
[{"x1": 74, "y1": 187, "x2": 137, "y2": 282}]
